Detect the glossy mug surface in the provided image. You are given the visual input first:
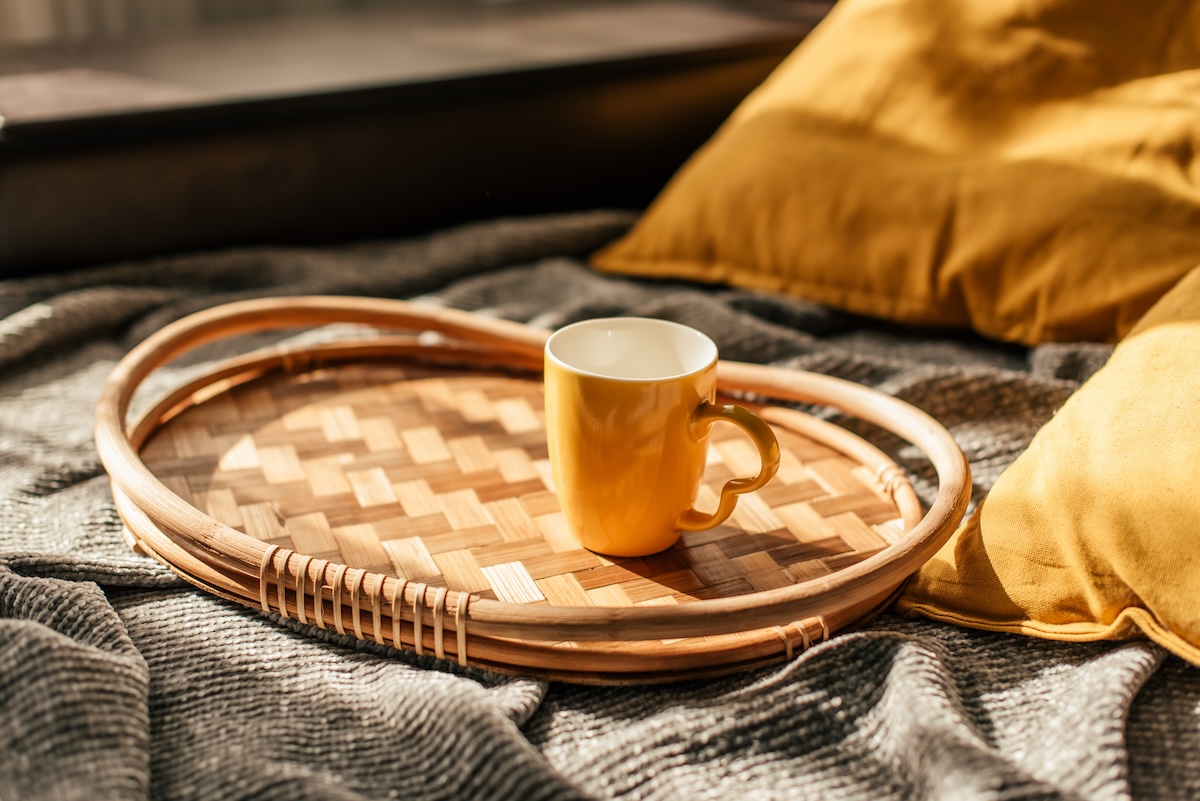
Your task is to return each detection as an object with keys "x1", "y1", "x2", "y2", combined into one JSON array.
[{"x1": 544, "y1": 317, "x2": 781, "y2": 557}]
